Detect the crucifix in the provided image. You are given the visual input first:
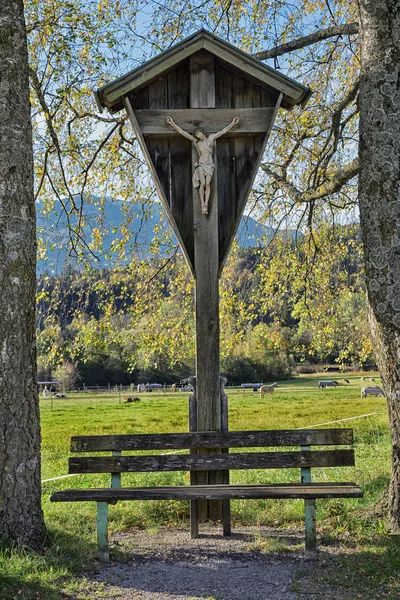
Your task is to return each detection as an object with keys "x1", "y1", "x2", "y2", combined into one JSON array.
[
  {"x1": 94, "y1": 28, "x2": 310, "y2": 534},
  {"x1": 166, "y1": 115, "x2": 239, "y2": 215}
]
